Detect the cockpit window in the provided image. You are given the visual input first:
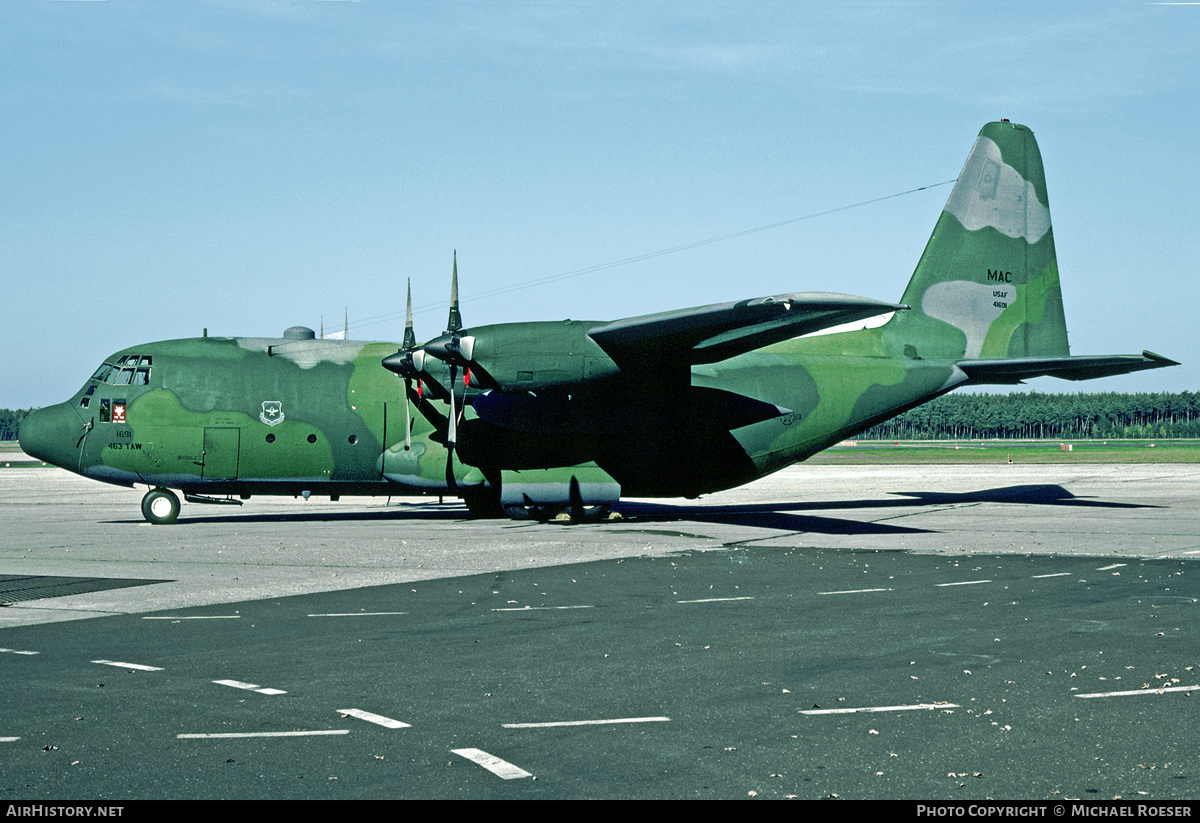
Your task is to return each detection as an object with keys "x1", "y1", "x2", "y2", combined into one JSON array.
[{"x1": 91, "y1": 355, "x2": 151, "y2": 385}]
